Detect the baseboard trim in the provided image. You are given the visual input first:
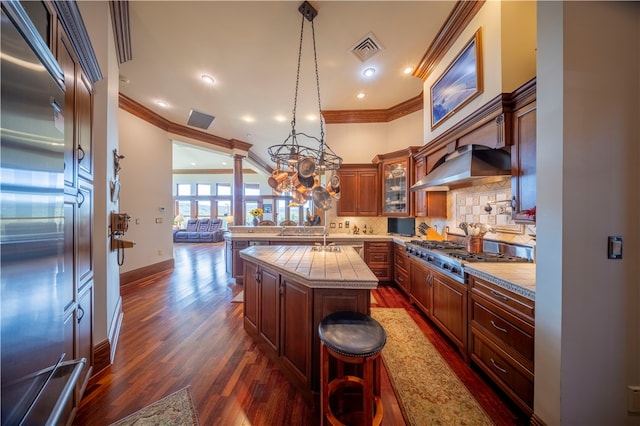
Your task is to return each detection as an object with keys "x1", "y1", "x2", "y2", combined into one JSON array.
[
  {"x1": 92, "y1": 295, "x2": 123, "y2": 377},
  {"x1": 120, "y1": 258, "x2": 175, "y2": 286},
  {"x1": 530, "y1": 413, "x2": 547, "y2": 426}
]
